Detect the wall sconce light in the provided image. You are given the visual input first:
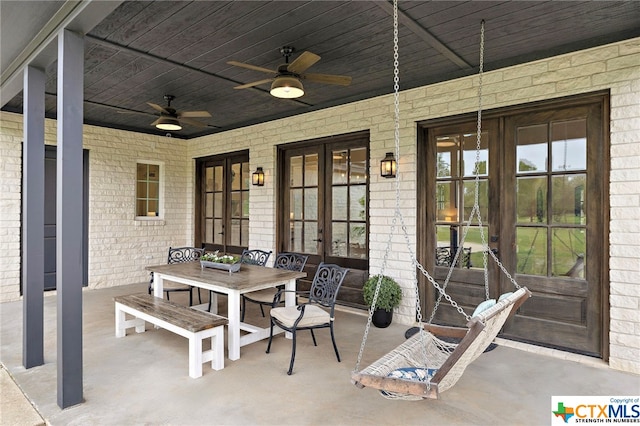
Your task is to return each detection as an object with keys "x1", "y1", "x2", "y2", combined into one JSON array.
[
  {"x1": 380, "y1": 152, "x2": 397, "y2": 178},
  {"x1": 252, "y1": 167, "x2": 265, "y2": 186}
]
